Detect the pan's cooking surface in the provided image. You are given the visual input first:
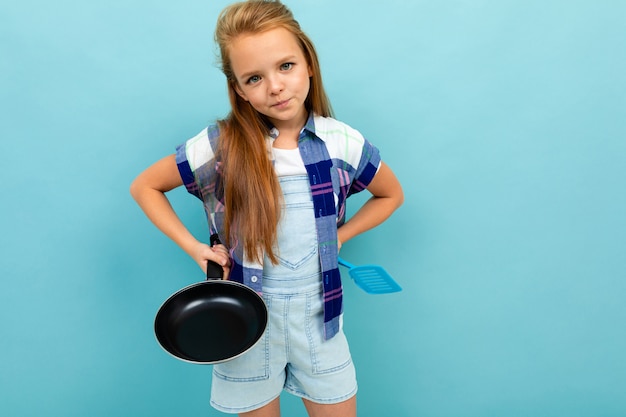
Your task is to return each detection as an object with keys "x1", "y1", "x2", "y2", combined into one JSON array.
[
  {"x1": 155, "y1": 281, "x2": 267, "y2": 363},
  {"x1": 171, "y1": 297, "x2": 258, "y2": 361}
]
